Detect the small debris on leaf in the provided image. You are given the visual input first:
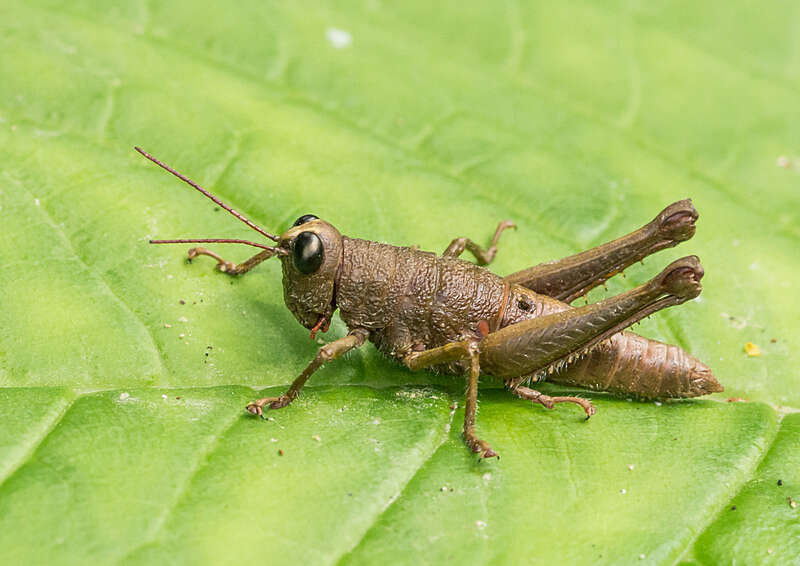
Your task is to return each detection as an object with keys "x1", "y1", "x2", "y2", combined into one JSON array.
[
  {"x1": 312, "y1": 435, "x2": 321, "y2": 442},
  {"x1": 163, "y1": 323, "x2": 171, "y2": 328},
  {"x1": 744, "y1": 342, "x2": 761, "y2": 357},
  {"x1": 119, "y1": 392, "x2": 130, "y2": 401},
  {"x1": 778, "y1": 479, "x2": 783, "y2": 486}
]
